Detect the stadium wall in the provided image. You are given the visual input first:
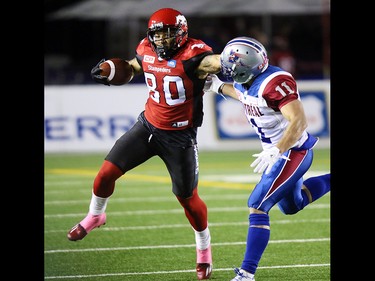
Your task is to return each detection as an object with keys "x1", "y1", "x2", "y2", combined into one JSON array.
[{"x1": 44, "y1": 80, "x2": 330, "y2": 153}]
